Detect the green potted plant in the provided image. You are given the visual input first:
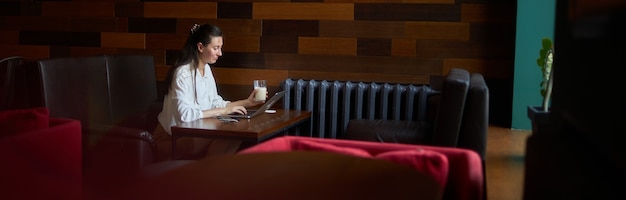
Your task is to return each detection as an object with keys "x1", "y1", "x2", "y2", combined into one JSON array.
[{"x1": 527, "y1": 38, "x2": 554, "y2": 134}]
